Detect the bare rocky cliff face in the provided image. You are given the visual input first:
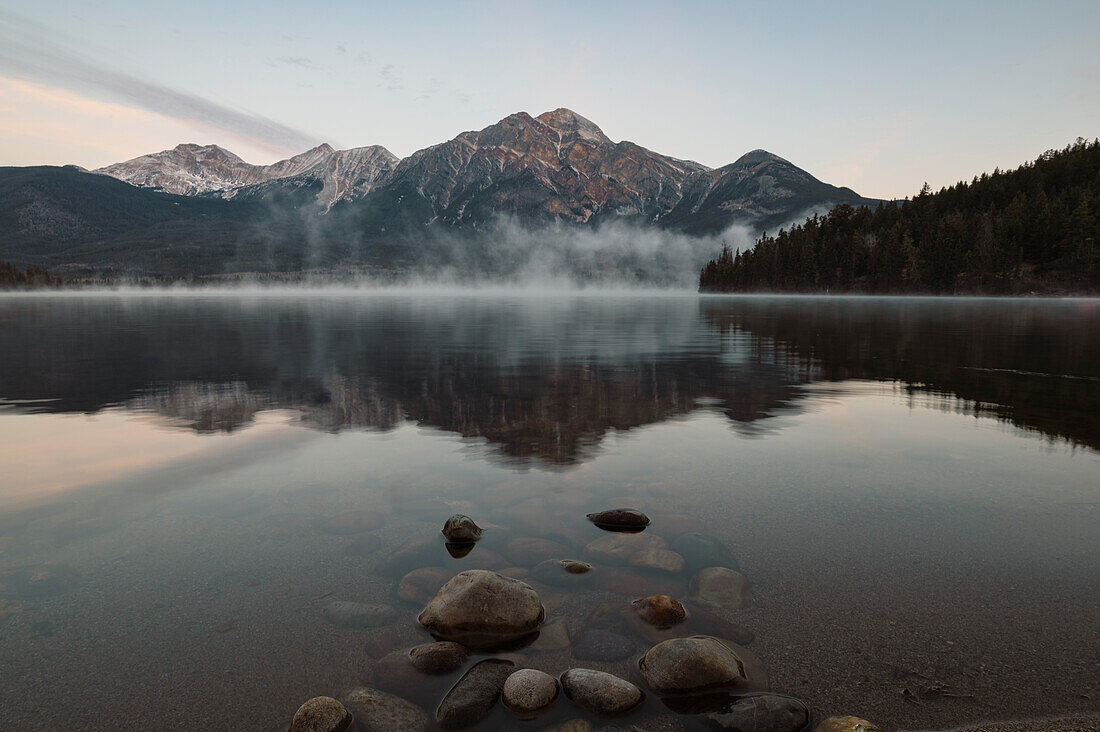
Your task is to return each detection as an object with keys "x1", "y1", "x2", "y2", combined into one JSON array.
[{"x1": 94, "y1": 108, "x2": 875, "y2": 231}]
